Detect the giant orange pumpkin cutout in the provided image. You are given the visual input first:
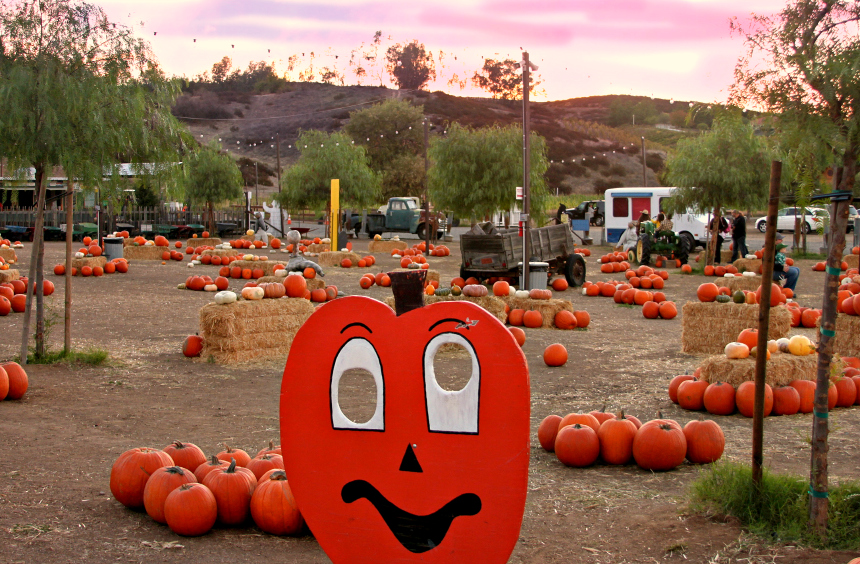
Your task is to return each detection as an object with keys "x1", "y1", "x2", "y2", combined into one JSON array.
[{"x1": 281, "y1": 270, "x2": 530, "y2": 563}]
